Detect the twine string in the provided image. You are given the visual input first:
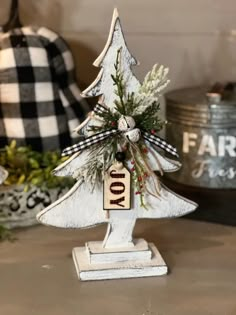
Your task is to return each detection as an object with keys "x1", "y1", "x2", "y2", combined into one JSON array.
[{"x1": 129, "y1": 140, "x2": 161, "y2": 199}]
